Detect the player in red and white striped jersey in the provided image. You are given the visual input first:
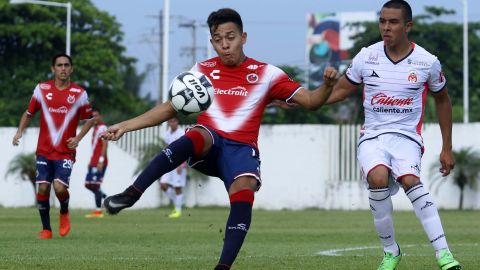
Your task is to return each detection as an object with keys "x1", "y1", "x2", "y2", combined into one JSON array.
[
  {"x1": 85, "y1": 109, "x2": 109, "y2": 218},
  {"x1": 102, "y1": 8, "x2": 338, "y2": 269},
  {"x1": 327, "y1": 1, "x2": 461, "y2": 269},
  {"x1": 12, "y1": 54, "x2": 95, "y2": 239}
]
